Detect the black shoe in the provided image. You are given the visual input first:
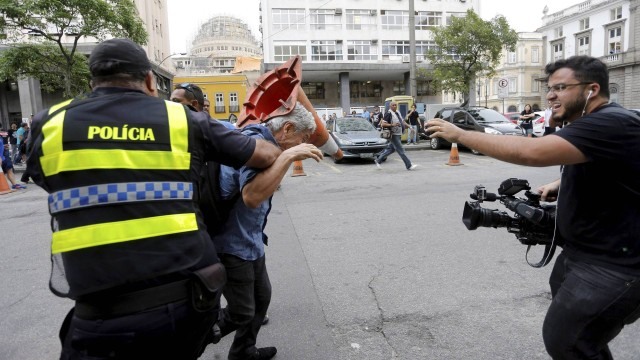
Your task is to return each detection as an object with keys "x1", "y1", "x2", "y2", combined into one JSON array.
[
  {"x1": 262, "y1": 314, "x2": 269, "y2": 325},
  {"x1": 253, "y1": 347, "x2": 277, "y2": 360}
]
